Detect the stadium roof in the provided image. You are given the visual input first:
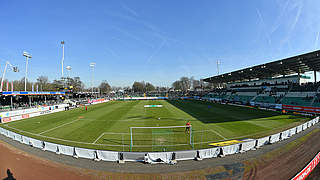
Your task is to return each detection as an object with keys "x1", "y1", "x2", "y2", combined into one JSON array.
[{"x1": 203, "y1": 50, "x2": 320, "y2": 84}]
